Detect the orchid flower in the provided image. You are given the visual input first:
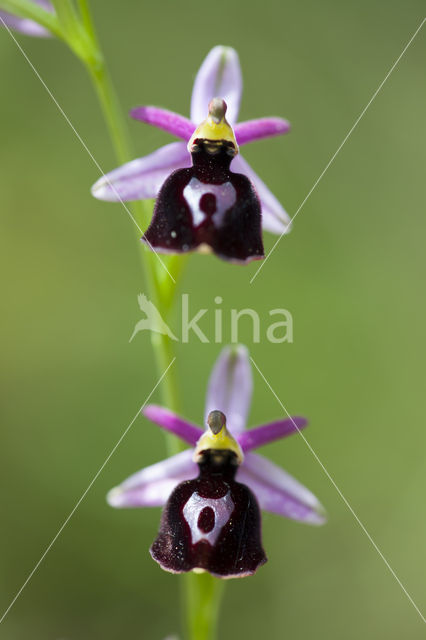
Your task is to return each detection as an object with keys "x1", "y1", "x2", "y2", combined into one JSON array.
[
  {"x1": 108, "y1": 346, "x2": 325, "y2": 578},
  {"x1": 0, "y1": 0, "x2": 53, "y2": 37},
  {"x1": 92, "y1": 46, "x2": 292, "y2": 237}
]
